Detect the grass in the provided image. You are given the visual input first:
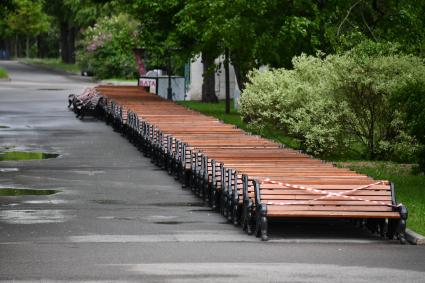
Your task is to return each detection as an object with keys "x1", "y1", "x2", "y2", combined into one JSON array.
[
  {"x1": 0, "y1": 151, "x2": 59, "y2": 161},
  {"x1": 20, "y1": 58, "x2": 81, "y2": 74},
  {"x1": 0, "y1": 188, "x2": 59, "y2": 196},
  {"x1": 20, "y1": 58, "x2": 138, "y2": 82},
  {"x1": 101, "y1": 77, "x2": 138, "y2": 83},
  {"x1": 179, "y1": 99, "x2": 425, "y2": 235},
  {"x1": 0, "y1": 67, "x2": 9, "y2": 79}
]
